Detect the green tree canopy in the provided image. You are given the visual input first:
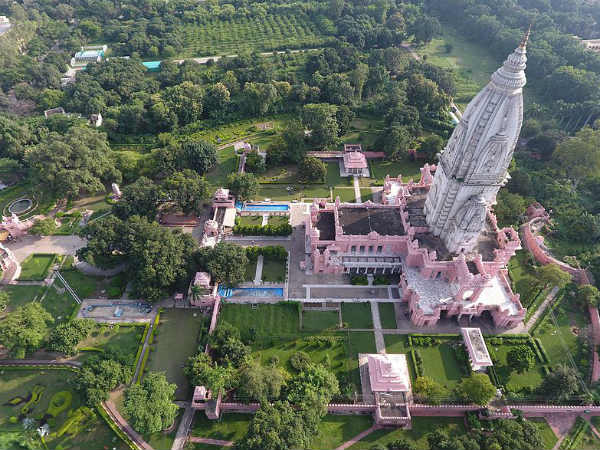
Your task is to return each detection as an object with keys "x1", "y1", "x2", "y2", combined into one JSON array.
[
  {"x1": 27, "y1": 126, "x2": 121, "y2": 199},
  {"x1": 237, "y1": 361, "x2": 285, "y2": 402},
  {"x1": 412, "y1": 376, "x2": 447, "y2": 405},
  {"x1": 507, "y1": 345, "x2": 535, "y2": 373},
  {"x1": 113, "y1": 176, "x2": 161, "y2": 221},
  {"x1": 124, "y1": 372, "x2": 178, "y2": 434},
  {"x1": 537, "y1": 264, "x2": 571, "y2": 290},
  {"x1": 538, "y1": 364, "x2": 580, "y2": 402},
  {"x1": 179, "y1": 139, "x2": 217, "y2": 175},
  {"x1": 185, "y1": 352, "x2": 236, "y2": 395},
  {"x1": 0, "y1": 302, "x2": 53, "y2": 358},
  {"x1": 197, "y1": 242, "x2": 249, "y2": 286},
  {"x1": 163, "y1": 169, "x2": 210, "y2": 214},
  {"x1": 48, "y1": 318, "x2": 95, "y2": 355},
  {"x1": 553, "y1": 126, "x2": 600, "y2": 186},
  {"x1": 227, "y1": 172, "x2": 259, "y2": 202},
  {"x1": 298, "y1": 156, "x2": 326, "y2": 183},
  {"x1": 455, "y1": 373, "x2": 496, "y2": 406}
]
